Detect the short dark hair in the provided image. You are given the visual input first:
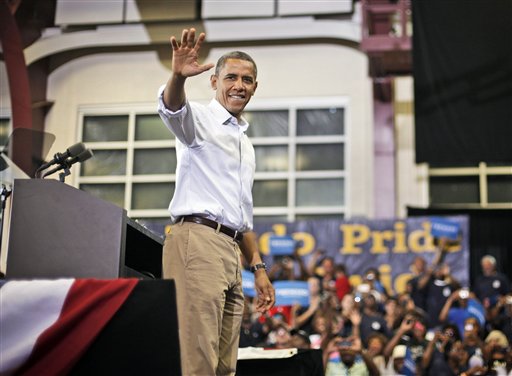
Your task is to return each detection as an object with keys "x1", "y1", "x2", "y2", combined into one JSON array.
[
  {"x1": 290, "y1": 329, "x2": 311, "y2": 344},
  {"x1": 215, "y1": 51, "x2": 257, "y2": 78}
]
